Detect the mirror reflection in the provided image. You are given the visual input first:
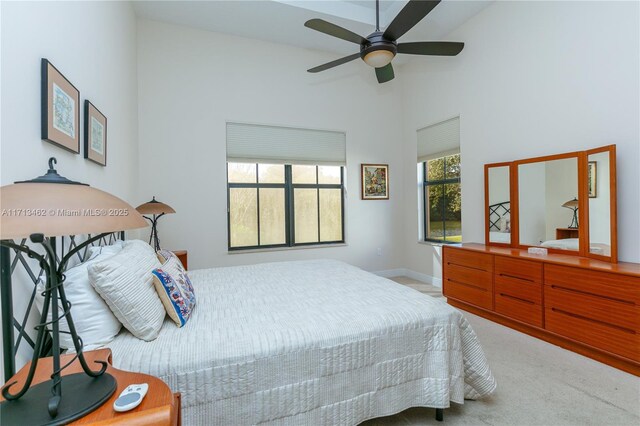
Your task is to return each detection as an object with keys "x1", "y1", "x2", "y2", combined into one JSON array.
[
  {"x1": 588, "y1": 151, "x2": 611, "y2": 256},
  {"x1": 518, "y1": 157, "x2": 579, "y2": 251},
  {"x1": 487, "y1": 166, "x2": 511, "y2": 244}
]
